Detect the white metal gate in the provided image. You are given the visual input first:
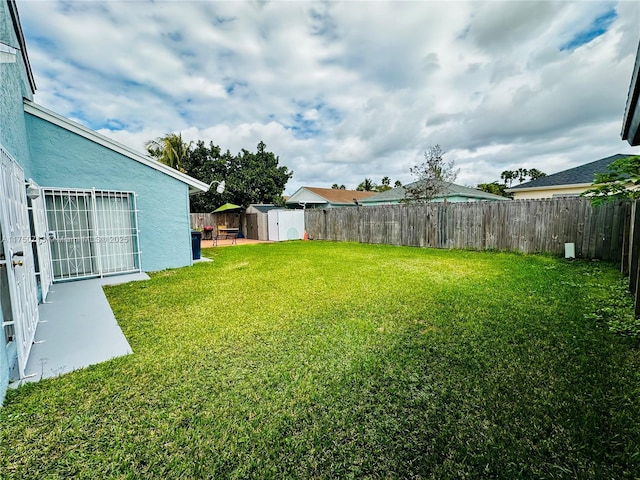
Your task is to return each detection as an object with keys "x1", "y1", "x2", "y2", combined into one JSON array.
[
  {"x1": 30, "y1": 187, "x2": 53, "y2": 301},
  {"x1": 44, "y1": 188, "x2": 141, "y2": 281},
  {"x1": 0, "y1": 145, "x2": 40, "y2": 379}
]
